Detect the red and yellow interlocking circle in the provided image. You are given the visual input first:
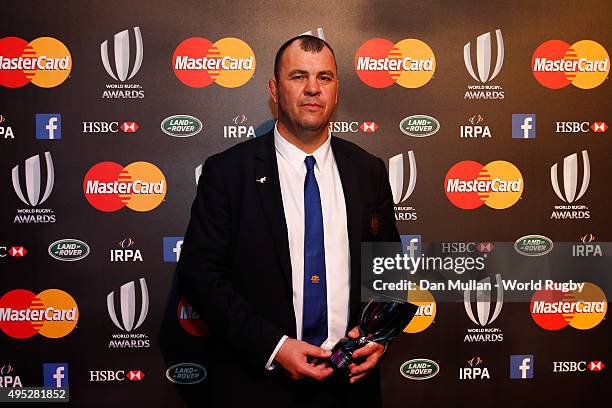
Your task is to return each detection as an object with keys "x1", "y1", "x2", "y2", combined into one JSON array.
[
  {"x1": 0, "y1": 289, "x2": 79, "y2": 339},
  {"x1": 403, "y1": 289, "x2": 436, "y2": 333},
  {"x1": 444, "y1": 160, "x2": 524, "y2": 210},
  {"x1": 354, "y1": 38, "x2": 435, "y2": 88},
  {"x1": 532, "y1": 39, "x2": 609, "y2": 89},
  {"x1": 0, "y1": 36, "x2": 71, "y2": 88},
  {"x1": 83, "y1": 161, "x2": 167, "y2": 212},
  {"x1": 530, "y1": 283, "x2": 607, "y2": 330},
  {"x1": 173, "y1": 37, "x2": 256, "y2": 88}
]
